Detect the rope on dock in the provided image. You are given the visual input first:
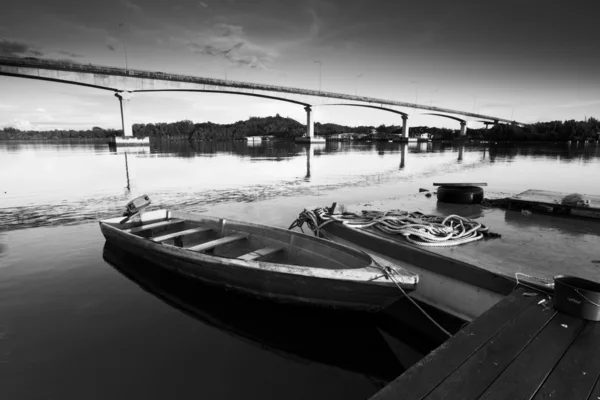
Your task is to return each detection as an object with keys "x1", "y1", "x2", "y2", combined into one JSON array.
[{"x1": 289, "y1": 207, "x2": 493, "y2": 247}]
